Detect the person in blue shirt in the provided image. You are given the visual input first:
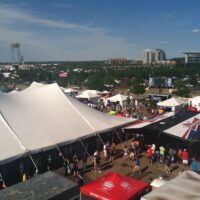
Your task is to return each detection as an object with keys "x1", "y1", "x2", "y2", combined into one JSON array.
[
  {"x1": 132, "y1": 156, "x2": 141, "y2": 173},
  {"x1": 191, "y1": 157, "x2": 198, "y2": 173}
]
